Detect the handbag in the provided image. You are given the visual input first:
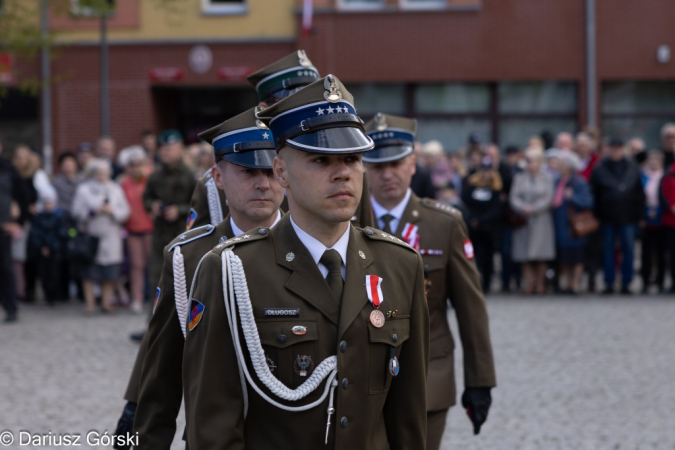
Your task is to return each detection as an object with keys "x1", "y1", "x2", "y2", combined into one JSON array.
[
  {"x1": 567, "y1": 206, "x2": 599, "y2": 238},
  {"x1": 65, "y1": 228, "x2": 100, "y2": 264},
  {"x1": 504, "y1": 207, "x2": 527, "y2": 228}
]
